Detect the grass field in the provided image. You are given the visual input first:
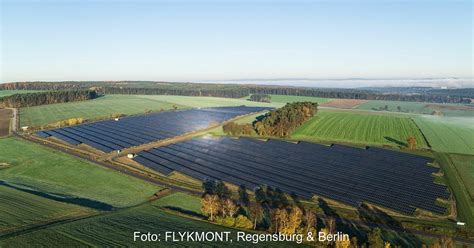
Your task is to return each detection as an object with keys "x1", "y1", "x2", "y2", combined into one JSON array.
[
  {"x1": 19, "y1": 95, "x2": 185, "y2": 127},
  {"x1": 357, "y1": 100, "x2": 474, "y2": 117},
  {"x1": 0, "y1": 137, "x2": 161, "y2": 207},
  {"x1": 0, "y1": 185, "x2": 95, "y2": 234},
  {"x1": 414, "y1": 116, "x2": 474, "y2": 155},
  {"x1": 0, "y1": 203, "x2": 299, "y2": 247},
  {"x1": 137, "y1": 95, "x2": 284, "y2": 108},
  {"x1": 153, "y1": 192, "x2": 203, "y2": 215},
  {"x1": 446, "y1": 154, "x2": 474, "y2": 200},
  {"x1": 292, "y1": 110, "x2": 428, "y2": 148},
  {"x1": 268, "y1": 95, "x2": 332, "y2": 105},
  {"x1": 436, "y1": 153, "x2": 474, "y2": 228},
  {"x1": 0, "y1": 90, "x2": 42, "y2": 98},
  {"x1": 208, "y1": 111, "x2": 267, "y2": 136}
]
